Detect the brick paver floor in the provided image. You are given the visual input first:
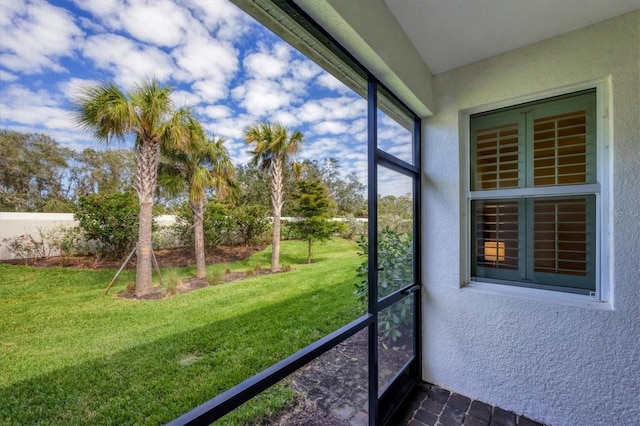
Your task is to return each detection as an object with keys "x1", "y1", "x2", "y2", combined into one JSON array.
[{"x1": 389, "y1": 382, "x2": 547, "y2": 426}]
